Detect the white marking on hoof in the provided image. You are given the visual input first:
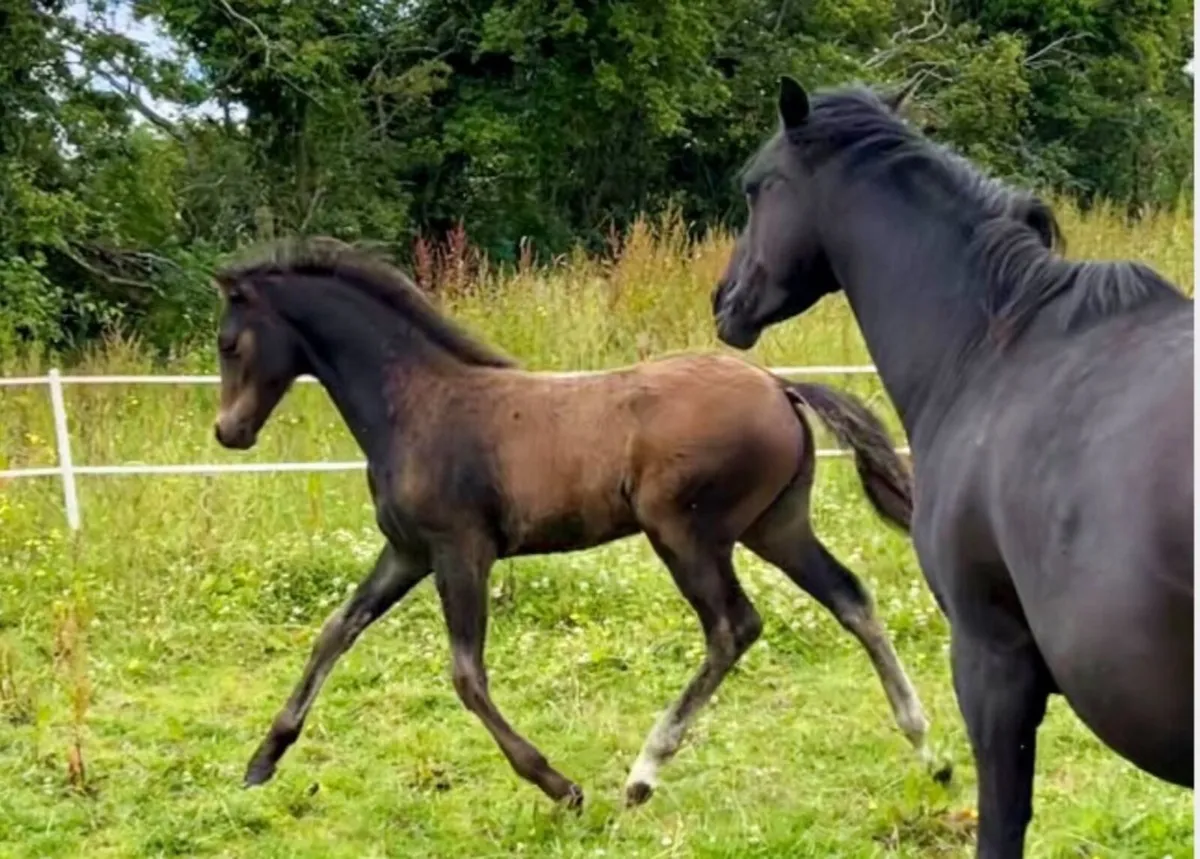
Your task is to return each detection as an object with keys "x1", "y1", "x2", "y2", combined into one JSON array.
[{"x1": 625, "y1": 709, "x2": 683, "y2": 802}]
